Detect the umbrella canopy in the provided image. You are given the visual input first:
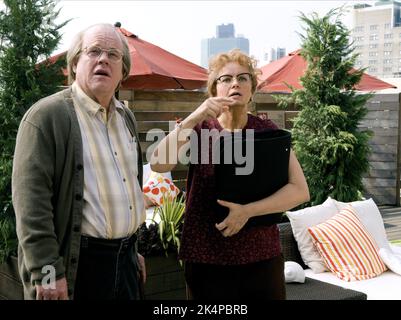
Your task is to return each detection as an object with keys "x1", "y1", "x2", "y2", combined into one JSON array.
[
  {"x1": 118, "y1": 27, "x2": 207, "y2": 89},
  {"x1": 44, "y1": 27, "x2": 208, "y2": 90},
  {"x1": 258, "y1": 49, "x2": 396, "y2": 93}
]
